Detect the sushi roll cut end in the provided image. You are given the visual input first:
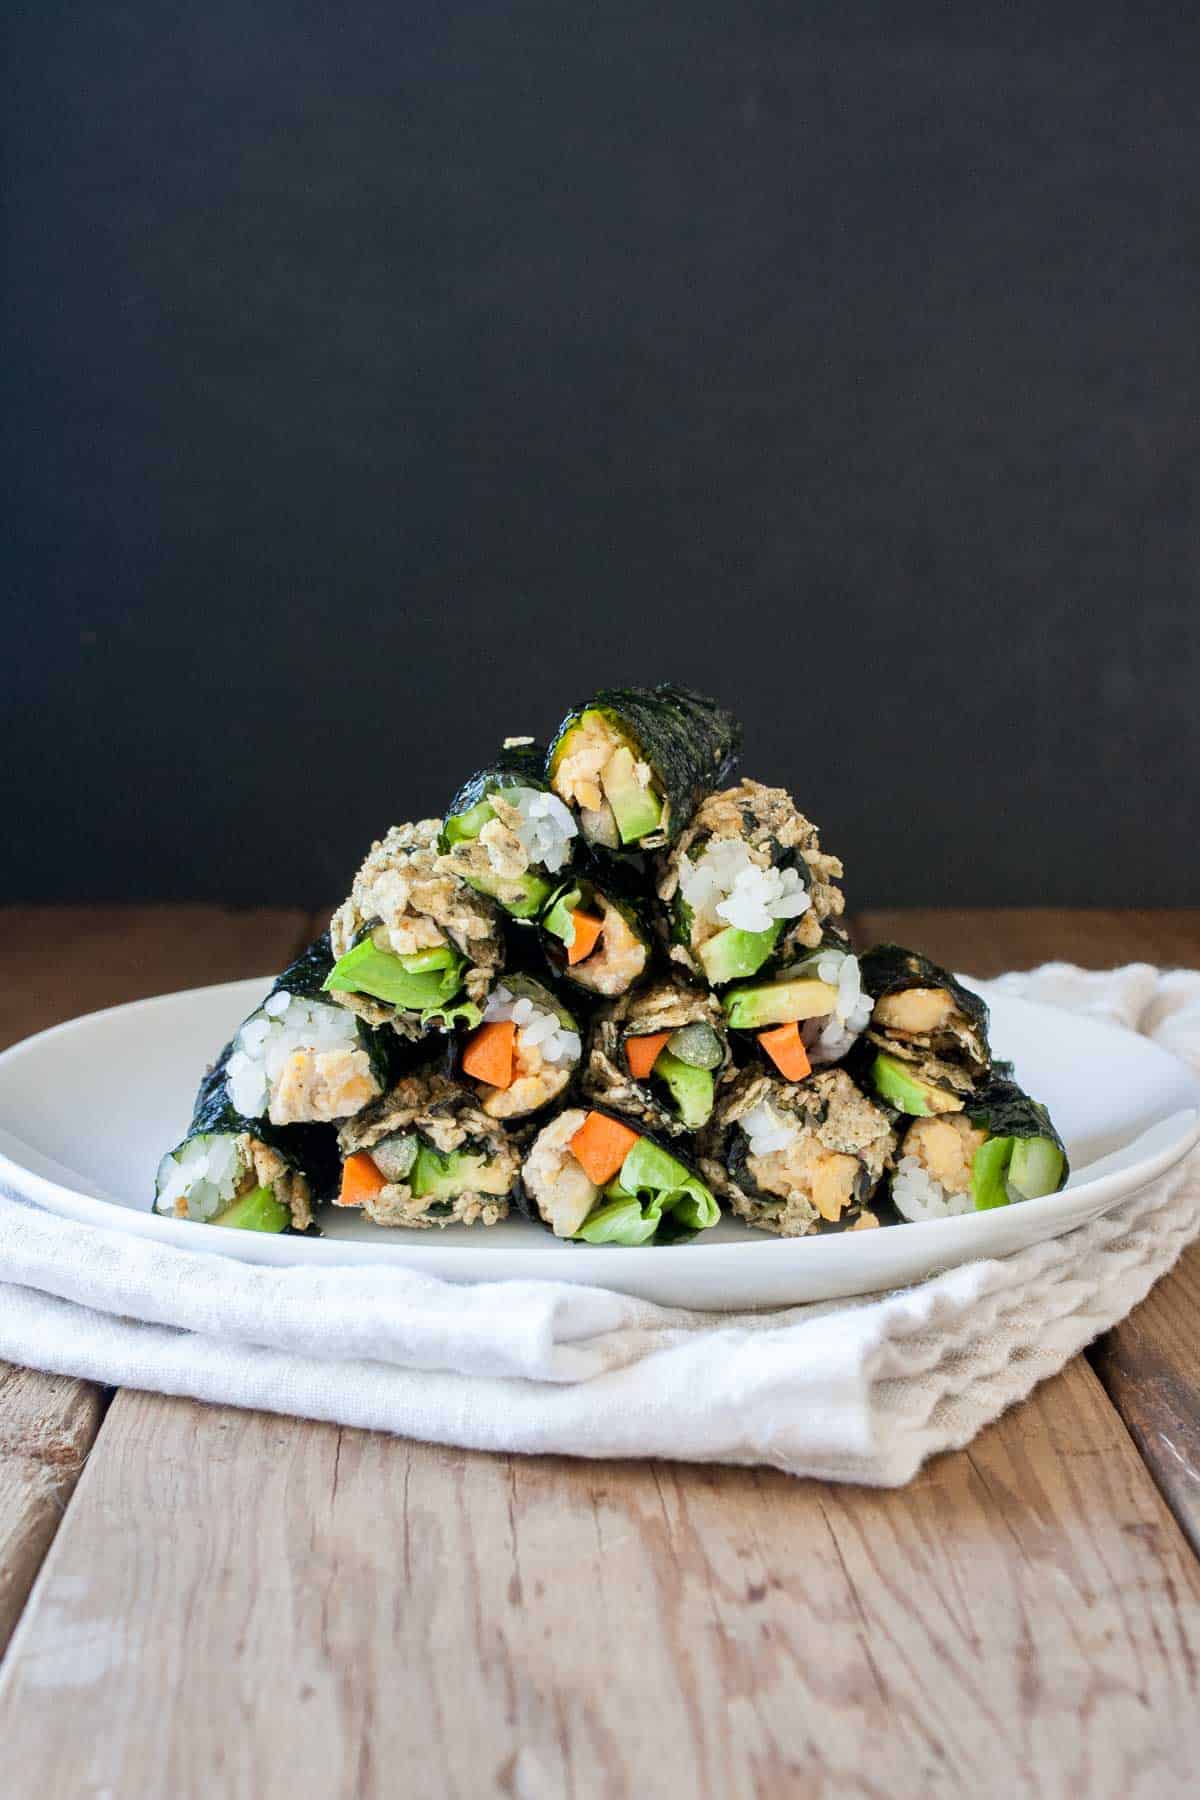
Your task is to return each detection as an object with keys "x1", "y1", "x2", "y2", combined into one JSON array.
[
  {"x1": 541, "y1": 880, "x2": 649, "y2": 996},
  {"x1": 155, "y1": 1132, "x2": 308, "y2": 1233},
  {"x1": 460, "y1": 977, "x2": 583, "y2": 1120},
  {"x1": 336, "y1": 1071, "x2": 518, "y2": 1228},
  {"x1": 521, "y1": 1108, "x2": 719, "y2": 1245},
  {"x1": 225, "y1": 991, "x2": 382, "y2": 1125}
]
